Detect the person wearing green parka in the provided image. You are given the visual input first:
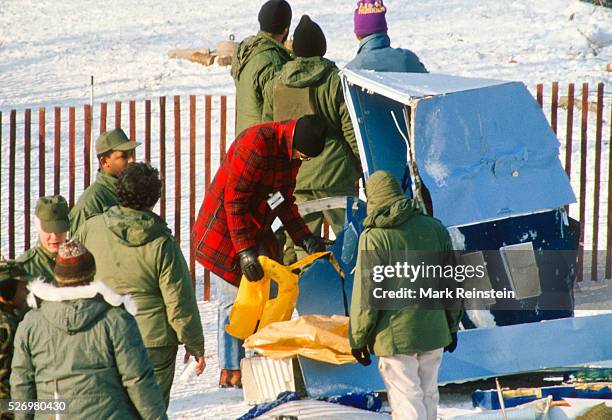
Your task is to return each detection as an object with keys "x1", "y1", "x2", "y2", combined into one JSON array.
[
  {"x1": 11, "y1": 240, "x2": 167, "y2": 420},
  {"x1": 17, "y1": 195, "x2": 70, "y2": 284},
  {"x1": 262, "y1": 15, "x2": 362, "y2": 264},
  {"x1": 231, "y1": 0, "x2": 293, "y2": 135},
  {"x1": 349, "y1": 171, "x2": 462, "y2": 420},
  {"x1": 69, "y1": 128, "x2": 139, "y2": 237},
  {"x1": 76, "y1": 163, "x2": 205, "y2": 406}
]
